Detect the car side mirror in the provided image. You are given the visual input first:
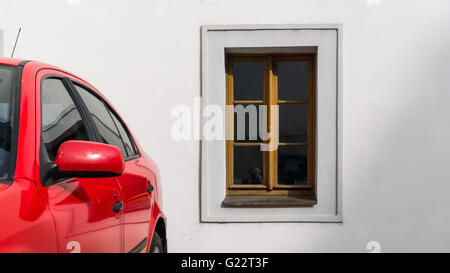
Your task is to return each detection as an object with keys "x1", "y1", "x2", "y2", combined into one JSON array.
[{"x1": 55, "y1": 140, "x2": 124, "y2": 179}]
